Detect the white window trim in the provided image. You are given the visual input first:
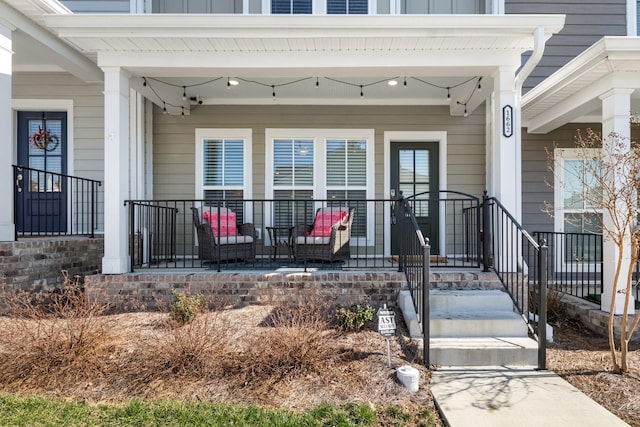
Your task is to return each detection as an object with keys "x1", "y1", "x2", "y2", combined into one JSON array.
[
  {"x1": 195, "y1": 128, "x2": 253, "y2": 219},
  {"x1": 265, "y1": 128, "x2": 375, "y2": 247},
  {"x1": 553, "y1": 147, "x2": 602, "y2": 272}
]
